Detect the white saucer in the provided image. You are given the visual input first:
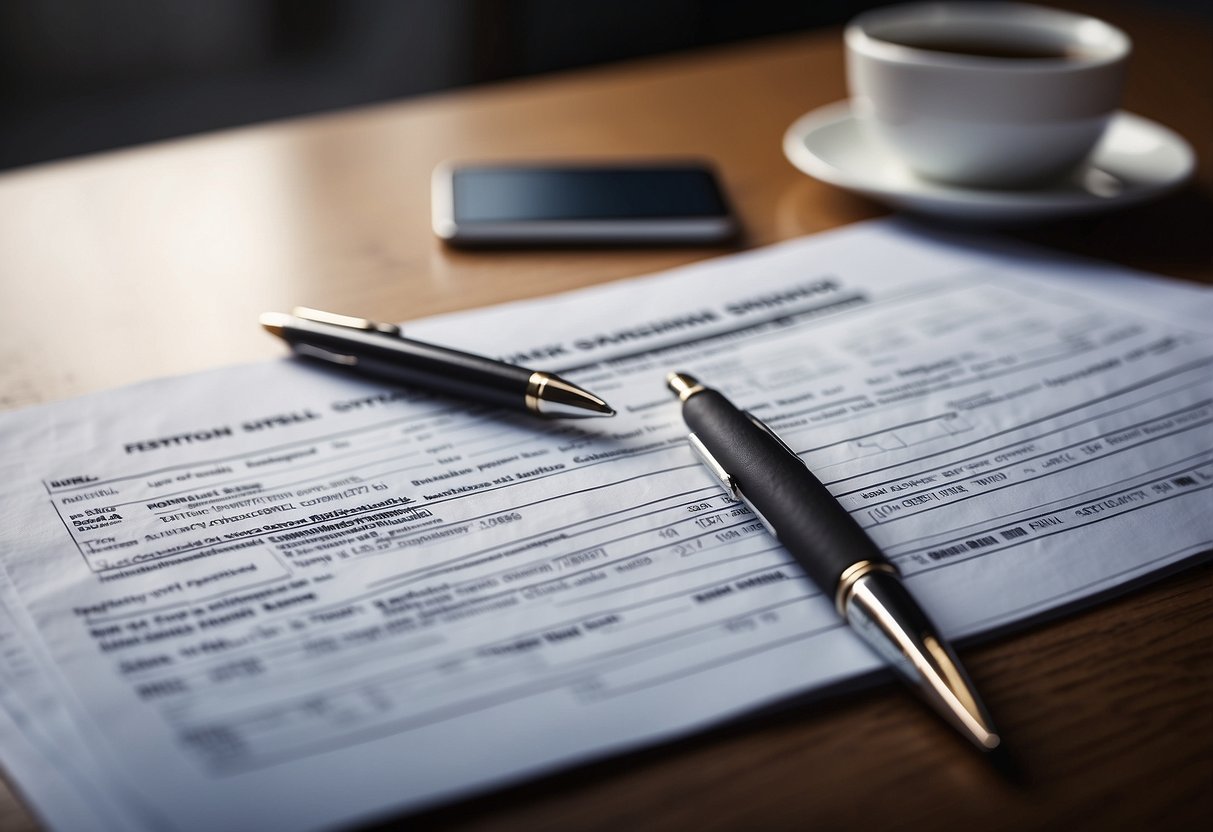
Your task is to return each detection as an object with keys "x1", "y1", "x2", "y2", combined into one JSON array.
[{"x1": 783, "y1": 101, "x2": 1195, "y2": 222}]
